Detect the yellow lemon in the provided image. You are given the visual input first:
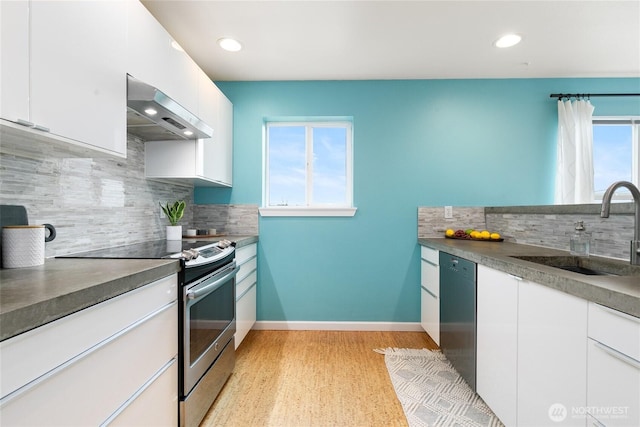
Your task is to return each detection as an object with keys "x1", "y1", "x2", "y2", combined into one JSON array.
[
  {"x1": 471, "y1": 231, "x2": 480, "y2": 239},
  {"x1": 480, "y1": 230, "x2": 491, "y2": 239},
  {"x1": 490, "y1": 232, "x2": 501, "y2": 240},
  {"x1": 445, "y1": 229, "x2": 454, "y2": 237}
]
